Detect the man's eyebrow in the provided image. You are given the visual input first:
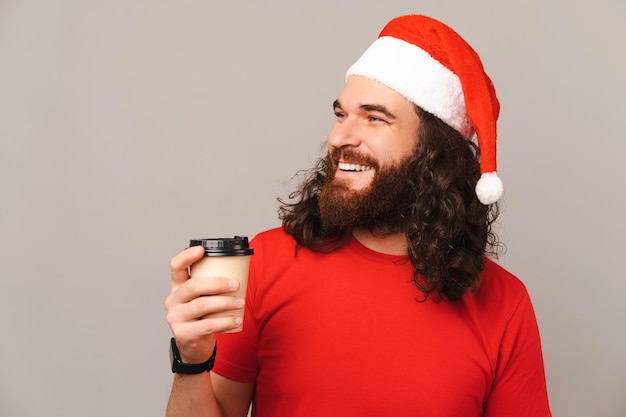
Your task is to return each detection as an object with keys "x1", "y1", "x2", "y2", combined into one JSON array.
[
  {"x1": 332, "y1": 100, "x2": 396, "y2": 120},
  {"x1": 360, "y1": 104, "x2": 396, "y2": 120}
]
